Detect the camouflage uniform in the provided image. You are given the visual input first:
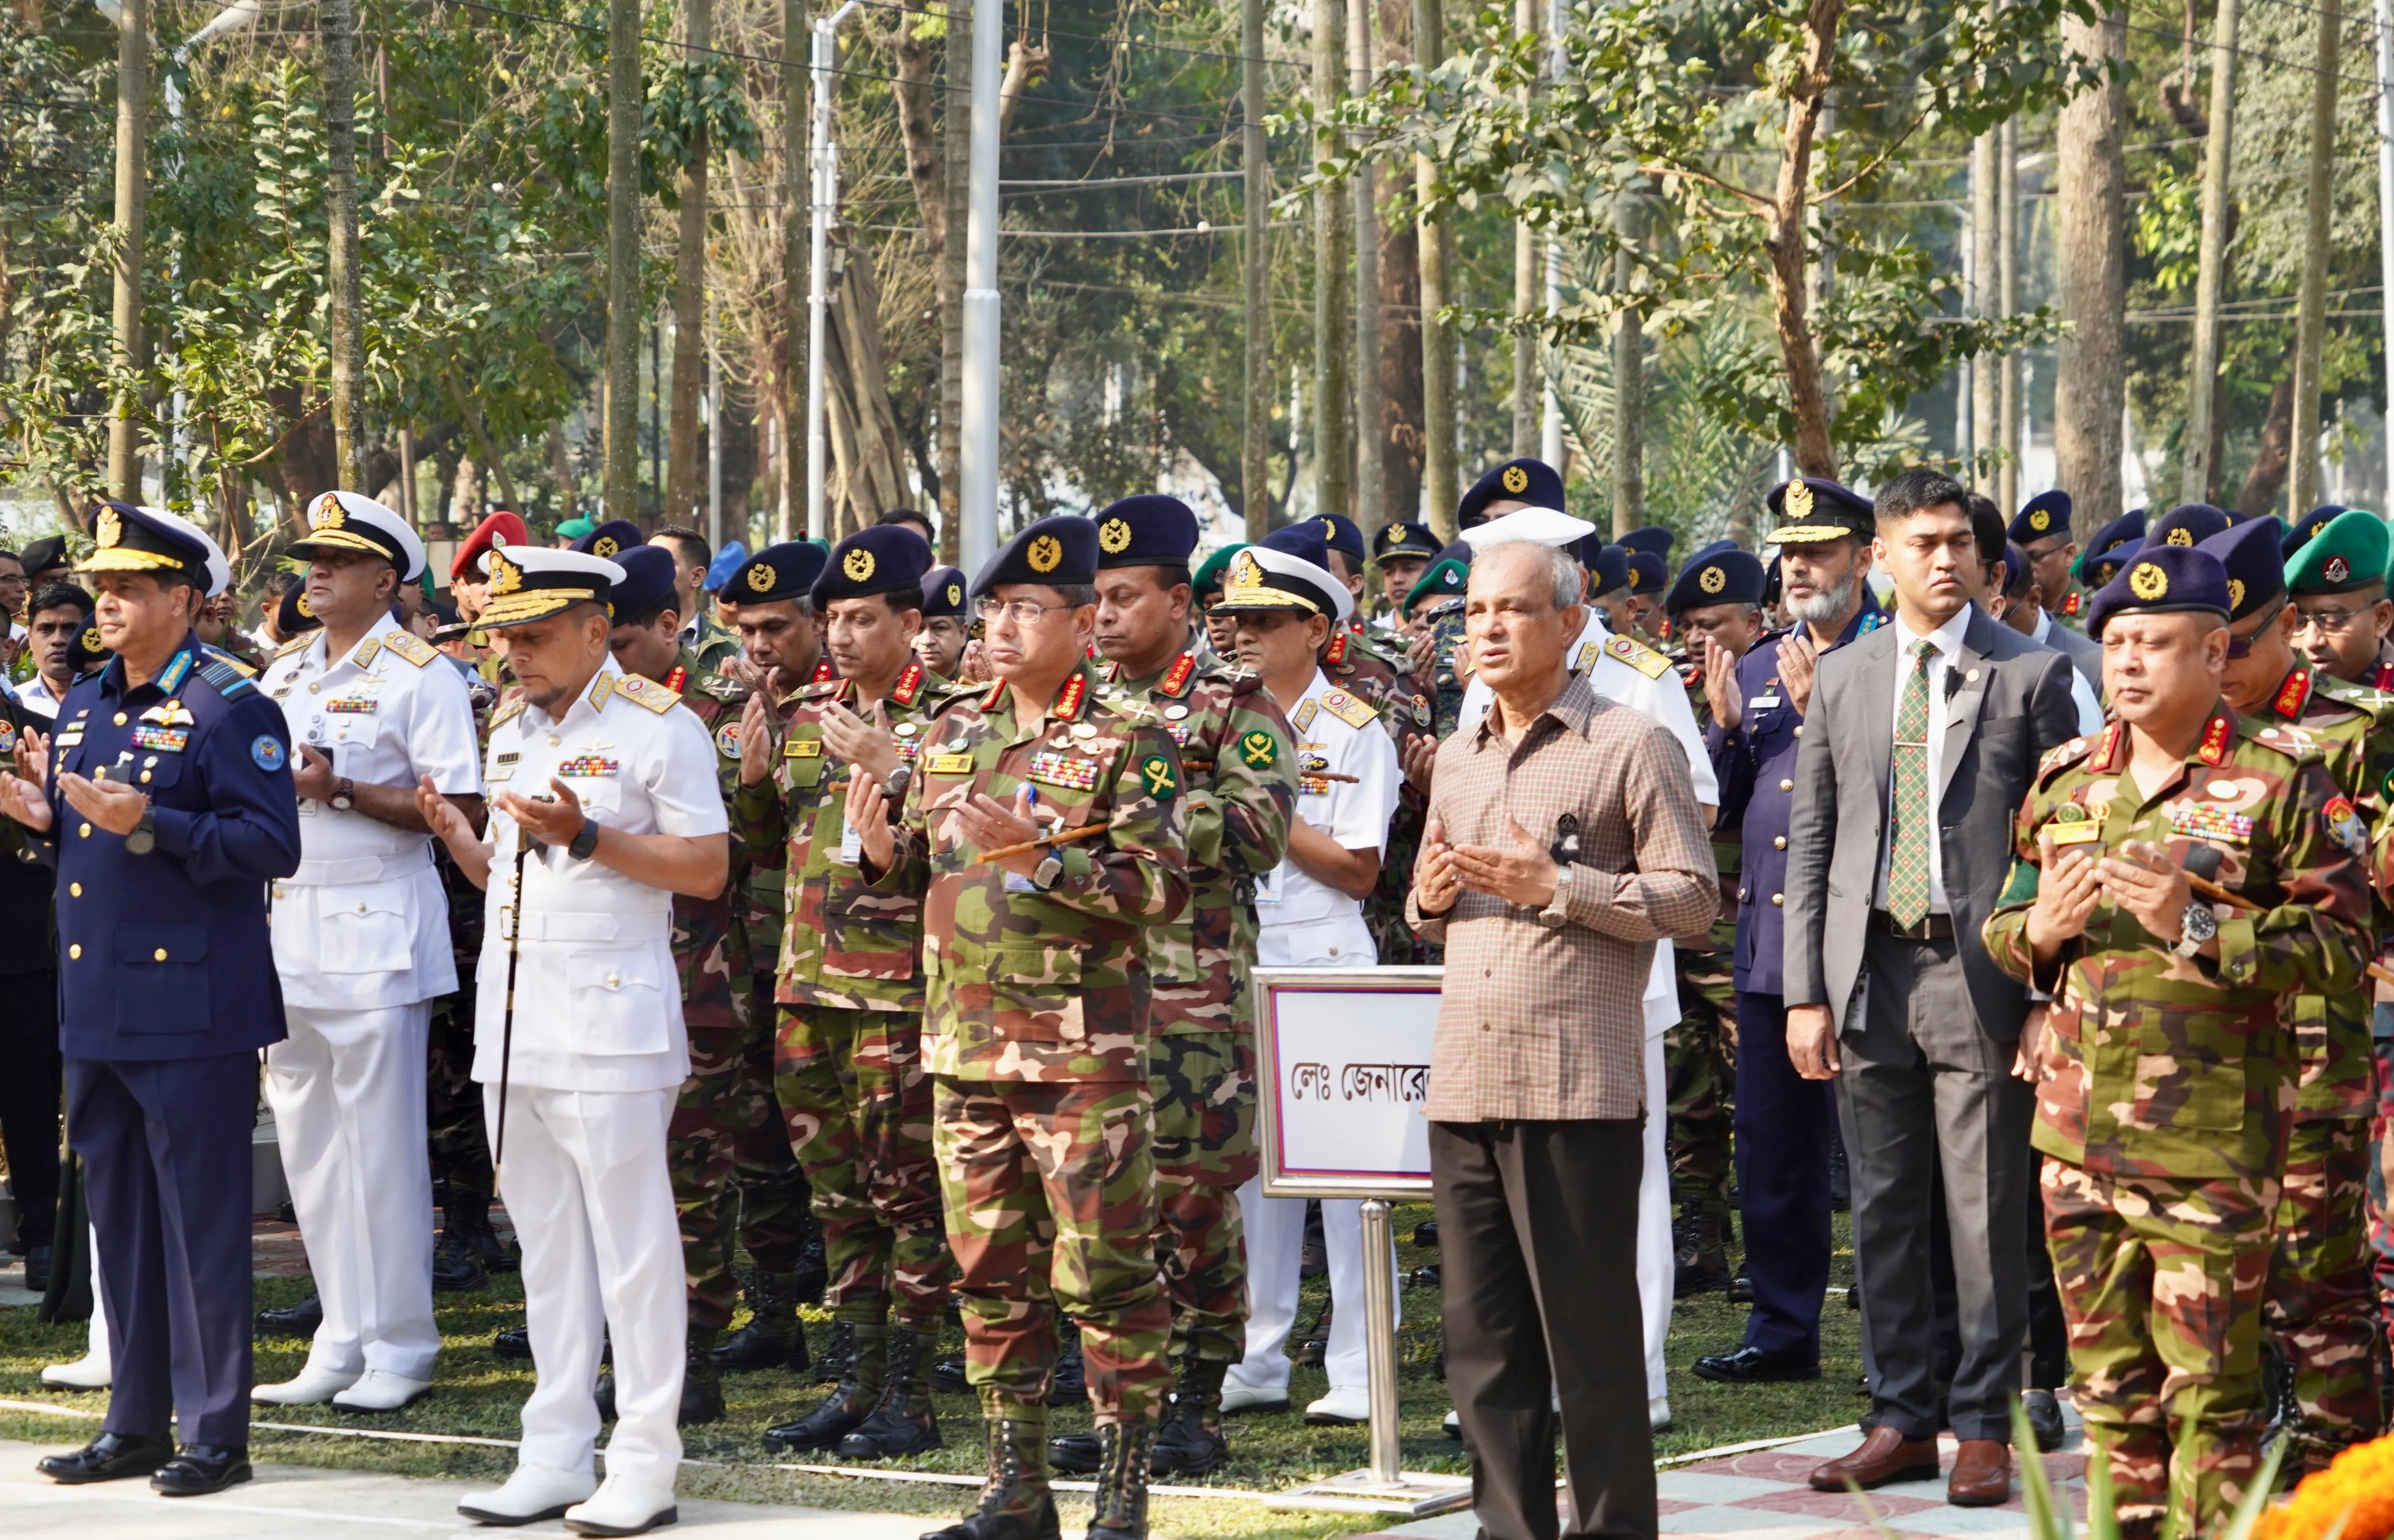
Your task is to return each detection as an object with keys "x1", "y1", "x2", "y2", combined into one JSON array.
[
  {"x1": 1326, "y1": 624, "x2": 1436, "y2": 966},
  {"x1": 1984, "y1": 712, "x2": 2373, "y2": 1538},
  {"x1": 1665, "y1": 652, "x2": 1740, "y2": 1245},
  {"x1": 731, "y1": 662, "x2": 955, "y2": 1329},
  {"x1": 1416, "y1": 596, "x2": 1471, "y2": 740},
  {"x1": 689, "y1": 609, "x2": 742, "y2": 674},
  {"x1": 2247, "y1": 669, "x2": 2392, "y2": 1470},
  {"x1": 1103, "y1": 647, "x2": 1295, "y2": 1363},
  {"x1": 870, "y1": 662, "x2": 1190, "y2": 1424},
  {"x1": 663, "y1": 650, "x2": 808, "y2": 1330}
]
